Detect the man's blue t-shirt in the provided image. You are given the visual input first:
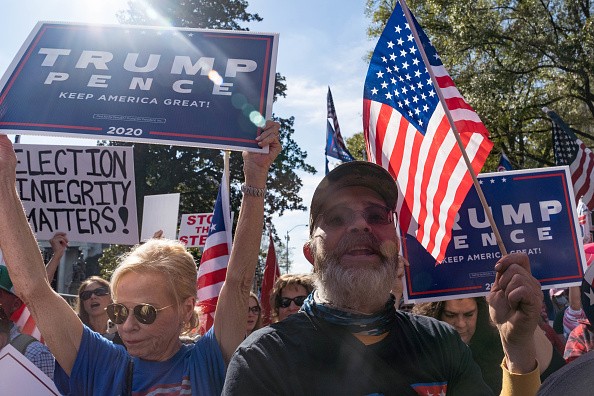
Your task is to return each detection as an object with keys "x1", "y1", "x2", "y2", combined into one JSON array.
[{"x1": 54, "y1": 326, "x2": 225, "y2": 396}]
